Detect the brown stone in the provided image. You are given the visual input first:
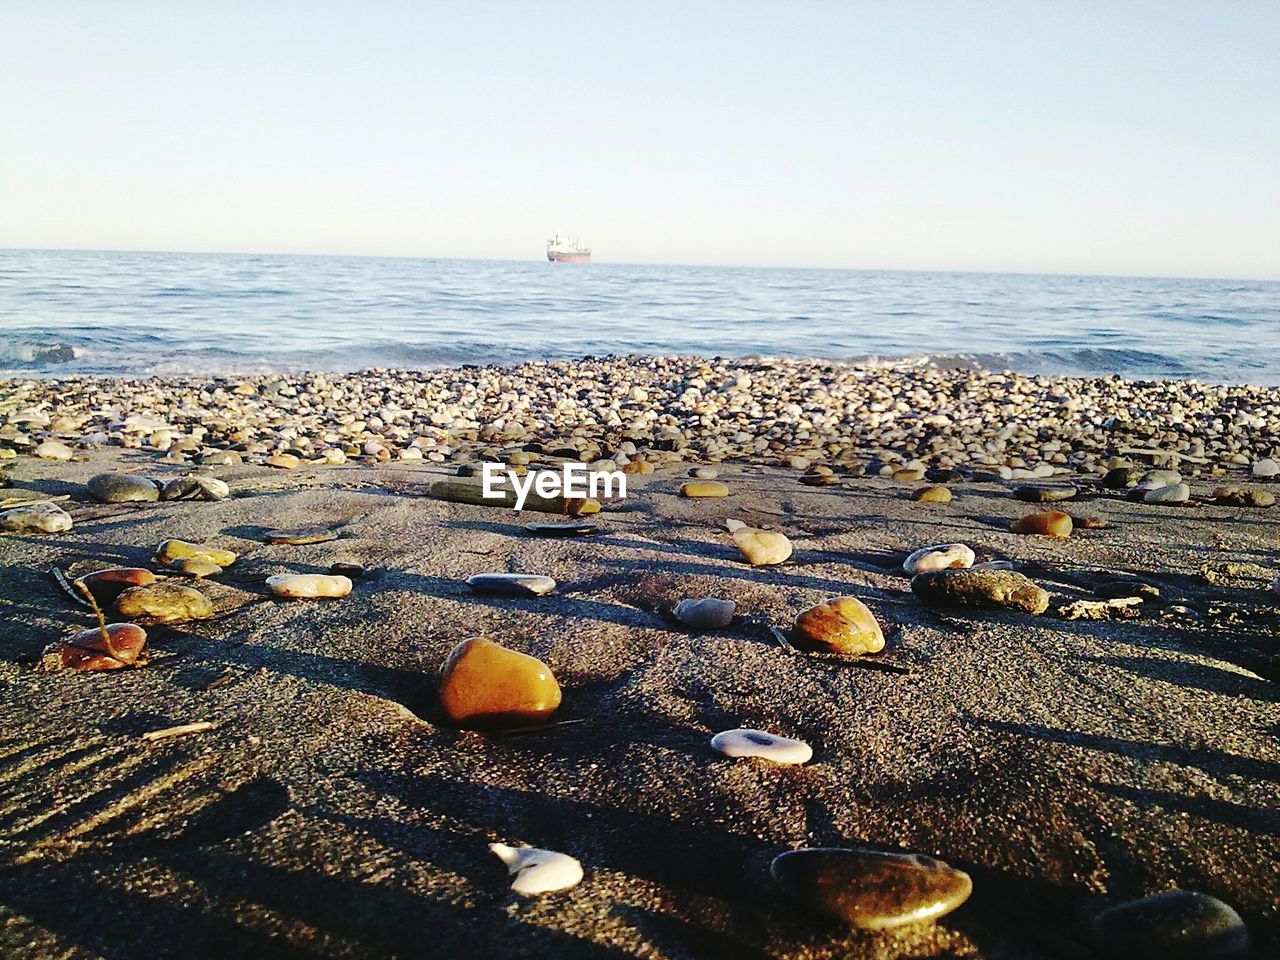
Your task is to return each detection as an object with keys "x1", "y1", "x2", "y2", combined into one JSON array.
[
  {"x1": 1011, "y1": 510, "x2": 1073, "y2": 538},
  {"x1": 114, "y1": 583, "x2": 214, "y2": 623},
  {"x1": 75, "y1": 568, "x2": 156, "y2": 605},
  {"x1": 911, "y1": 485, "x2": 952, "y2": 504},
  {"x1": 791, "y1": 598, "x2": 885, "y2": 655},
  {"x1": 438, "y1": 638, "x2": 561, "y2": 729},
  {"x1": 681, "y1": 481, "x2": 729, "y2": 498},
  {"x1": 40, "y1": 623, "x2": 149, "y2": 671}
]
